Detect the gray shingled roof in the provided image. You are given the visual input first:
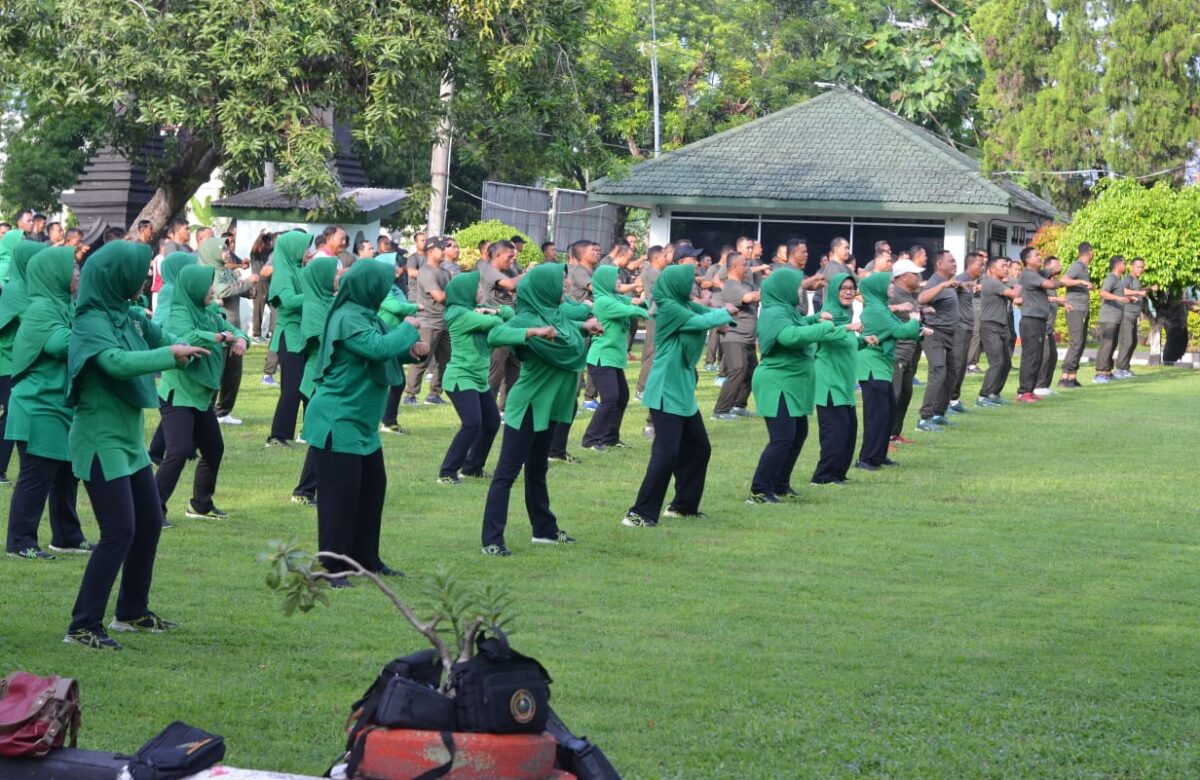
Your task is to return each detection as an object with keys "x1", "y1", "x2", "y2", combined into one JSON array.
[
  {"x1": 590, "y1": 89, "x2": 1059, "y2": 220},
  {"x1": 213, "y1": 185, "x2": 407, "y2": 214}
]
